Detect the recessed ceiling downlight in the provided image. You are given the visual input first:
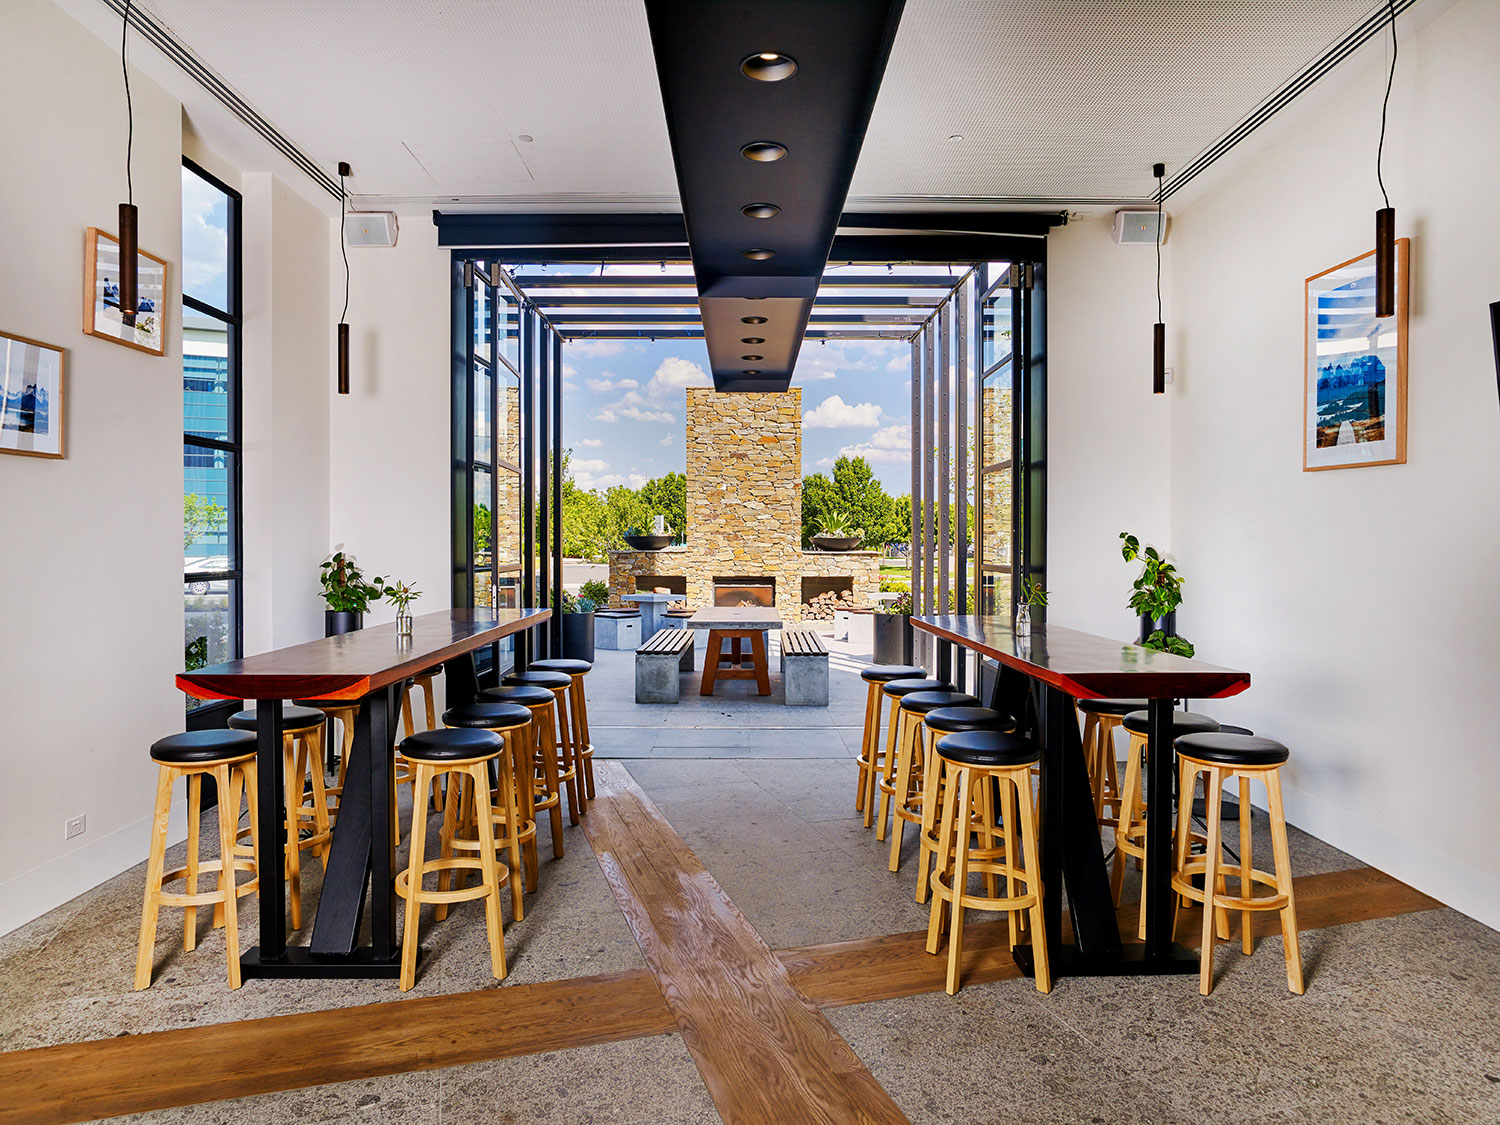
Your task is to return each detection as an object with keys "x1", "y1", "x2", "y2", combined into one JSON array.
[
  {"x1": 740, "y1": 141, "x2": 787, "y2": 162},
  {"x1": 741, "y1": 354, "x2": 764, "y2": 361},
  {"x1": 742, "y1": 203, "x2": 781, "y2": 220},
  {"x1": 741, "y1": 316, "x2": 767, "y2": 325},
  {"x1": 742, "y1": 248, "x2": 775, "y2": 261},
  {"x1": 741, "y1": 53, "x2": 798, "y2": 82},
  {"x1": 742, "y1": 370, "x2": 762, "y2": 376},
  {"x1": 740, "y1": 337, "x2": 765, "y2": 344}
]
